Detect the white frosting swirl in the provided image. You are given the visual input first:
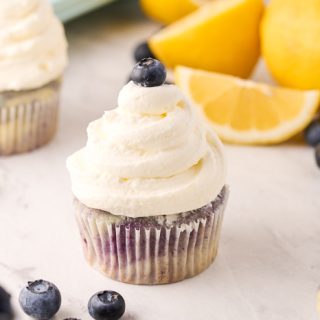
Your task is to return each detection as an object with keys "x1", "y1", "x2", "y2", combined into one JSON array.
[
  {"x1": 0, "y1": 0, "x2": 68, "y2": 91},
  {"x1": 67, "y1": 82, "x2": 226, "y2": 217}
]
